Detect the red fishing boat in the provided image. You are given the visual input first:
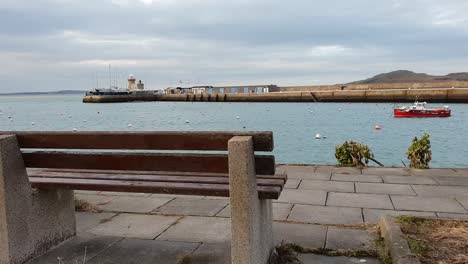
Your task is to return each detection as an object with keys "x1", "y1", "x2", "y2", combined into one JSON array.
[{"x1": 394, "y1": 101, "x2": 451, "y2": 117}]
